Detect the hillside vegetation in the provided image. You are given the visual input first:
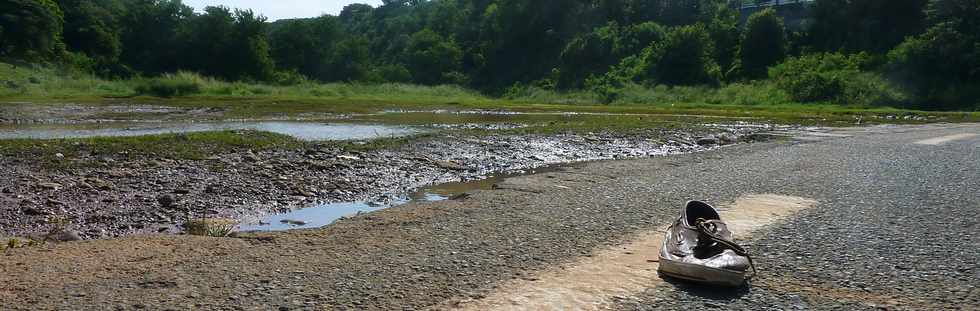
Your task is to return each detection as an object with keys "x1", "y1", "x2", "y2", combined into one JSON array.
[{"x1": 0, "y1": 0, "x2": 977, "y2": 110}]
